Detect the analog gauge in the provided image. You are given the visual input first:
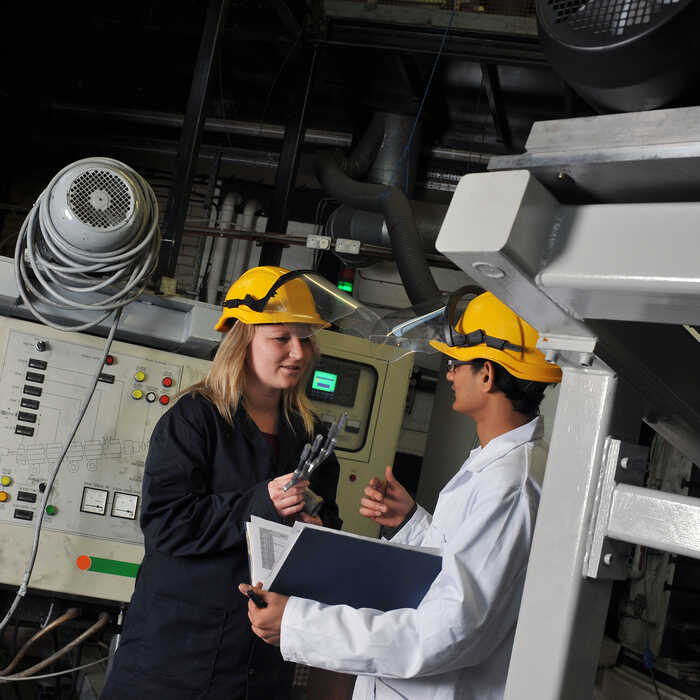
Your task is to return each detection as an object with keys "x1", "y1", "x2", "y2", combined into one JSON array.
[
  {"x1": 111, "y1": 492, "x2": 139, "y2": 520},
  {"x1": 80, "y1": 487, "x2": 108, "y2": 515}
]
